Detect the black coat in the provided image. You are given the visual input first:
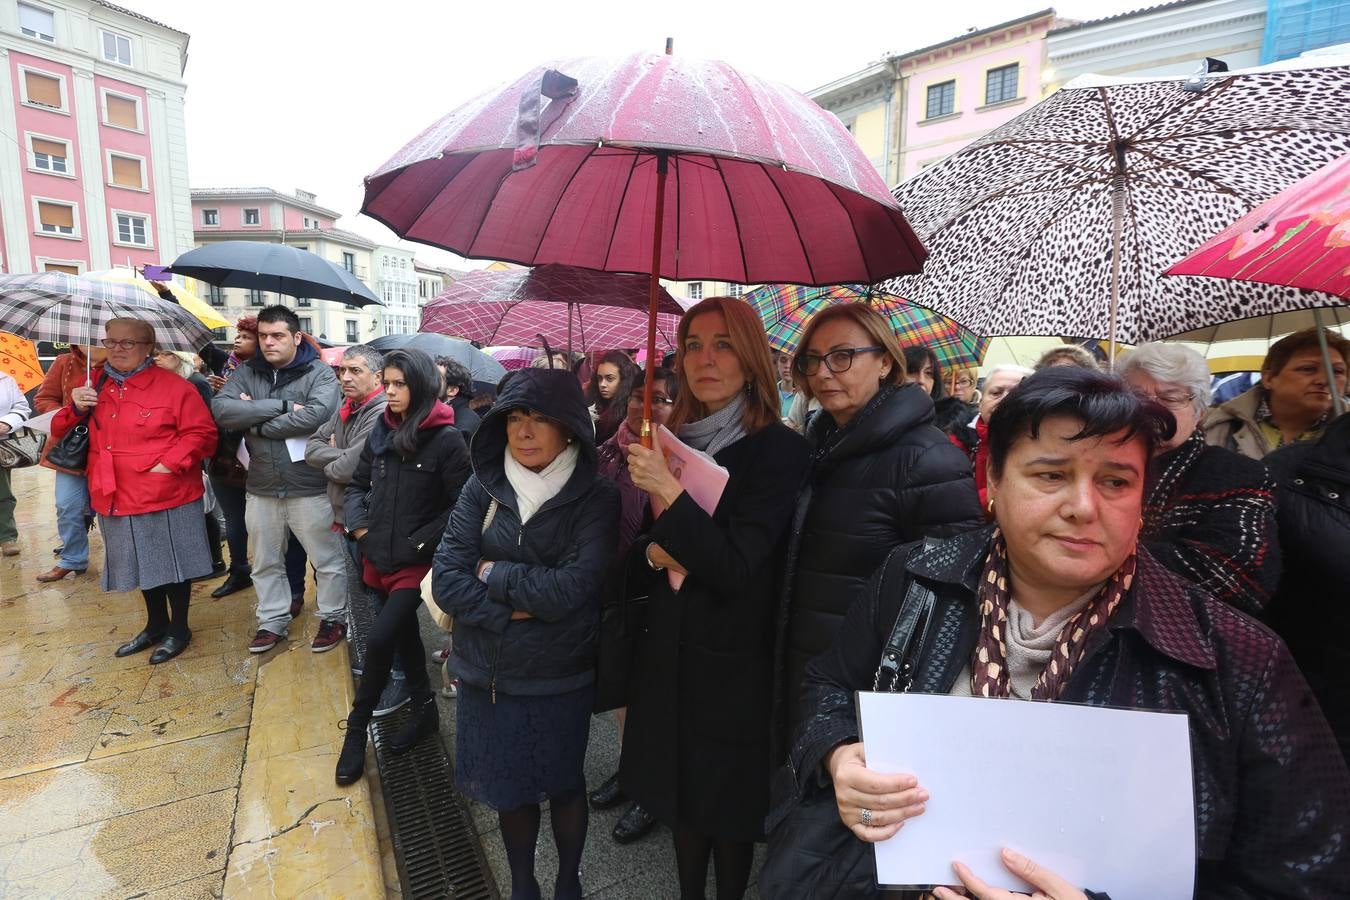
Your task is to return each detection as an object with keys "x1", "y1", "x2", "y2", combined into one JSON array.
[
  {"x1": 433, "y1": 369, "x2": 619, "y2": 697},
  {"x1": 1266, "y1": 414, "x2": 1350, "y2": 762},
  {"x1": 344, "y1": 406, "x2": 470, "y2": 574},
  {"x1": 773, "y1": 384, "x2": 983, "y2": 758},
  {"x1": 620, "y1": 422, "x2": 811, "y2": 842},
  {"x1": 782, "y1": 527, "x2": 1350, "y2": 899},
  {"x1": 449, "y1": 395, "x2": 481, "y2": 442}
]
